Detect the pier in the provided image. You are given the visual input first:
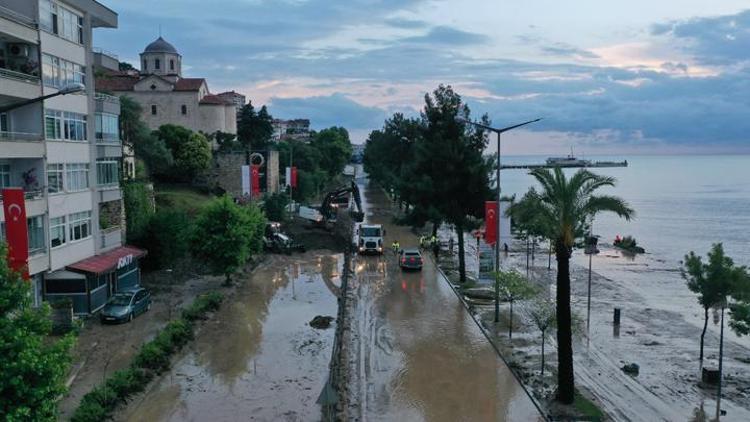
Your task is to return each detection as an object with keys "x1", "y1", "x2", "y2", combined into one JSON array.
[{"x1": 500, "y1": 160, "x2": 628, "y2": 170}]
